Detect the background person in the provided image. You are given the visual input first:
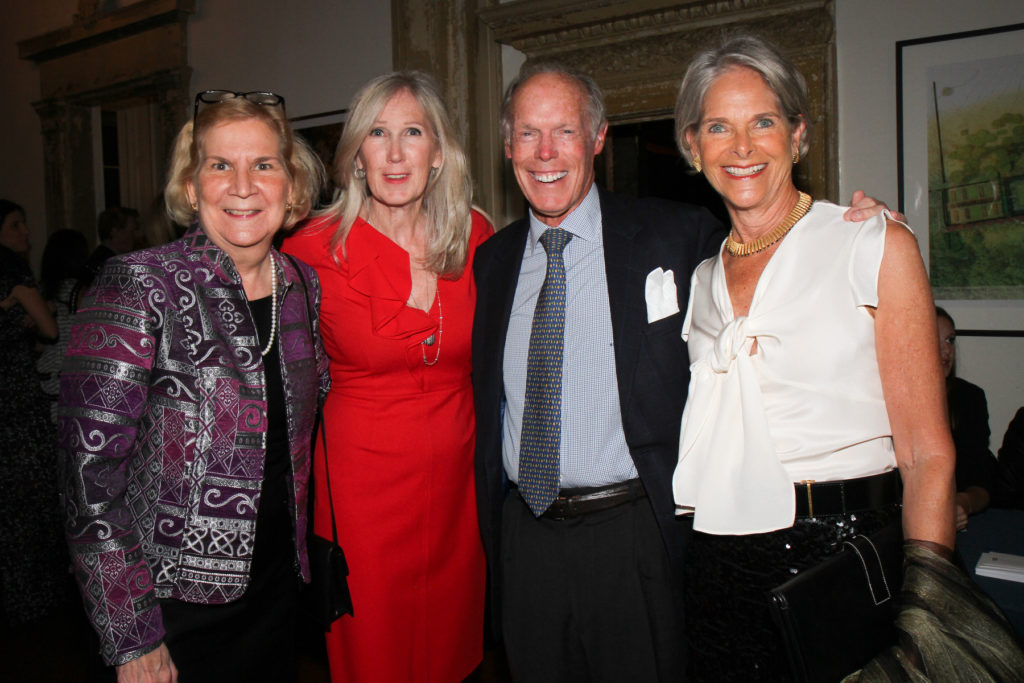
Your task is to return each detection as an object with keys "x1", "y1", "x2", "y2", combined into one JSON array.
[
  {"x1": 0, "y1": 198, "x2": 65, "y2": 627},
  {"x1": 671, "y1": 35, "x2": 980, "y2": 680},
  {"x1": 60, "y1": 91, "x2": 327, "y2": 682},
  {"x1": 993, "y1": 407, "x2": 1024, "y2": 509},
  {"x1": 75, "y1": 205, "x2": 139, "y2": 299},
  {"x1": 283, "y1": 71, "x2": 491, "y2": 683},
  {"x1": 36, "y1": 228, "x2": 89, "y2": 421},
  {"x1": 936, "y1": 306, "x2": 998, "y2": 529}
]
